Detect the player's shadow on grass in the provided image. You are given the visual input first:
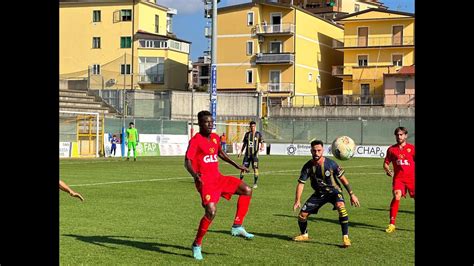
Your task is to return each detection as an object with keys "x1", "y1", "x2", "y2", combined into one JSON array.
[
  {"x1": 273, "y1": 214, "x2": 413, "y2": 233},
  {"x1": 368, "y1": 207, "x2": 415, "y2": 215},
  {"x1": 208, "y1": 229, "x2": 291, "y2": 241},
  {"x1": 208, "y1": 230, "x2": 341, "y2": 248},
  {"x1": 63, "y1": 234, "x2": 221, "y2": 258},
  {"x1": 274, "y1": 214, "x2": 413, "y2": 231}
]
